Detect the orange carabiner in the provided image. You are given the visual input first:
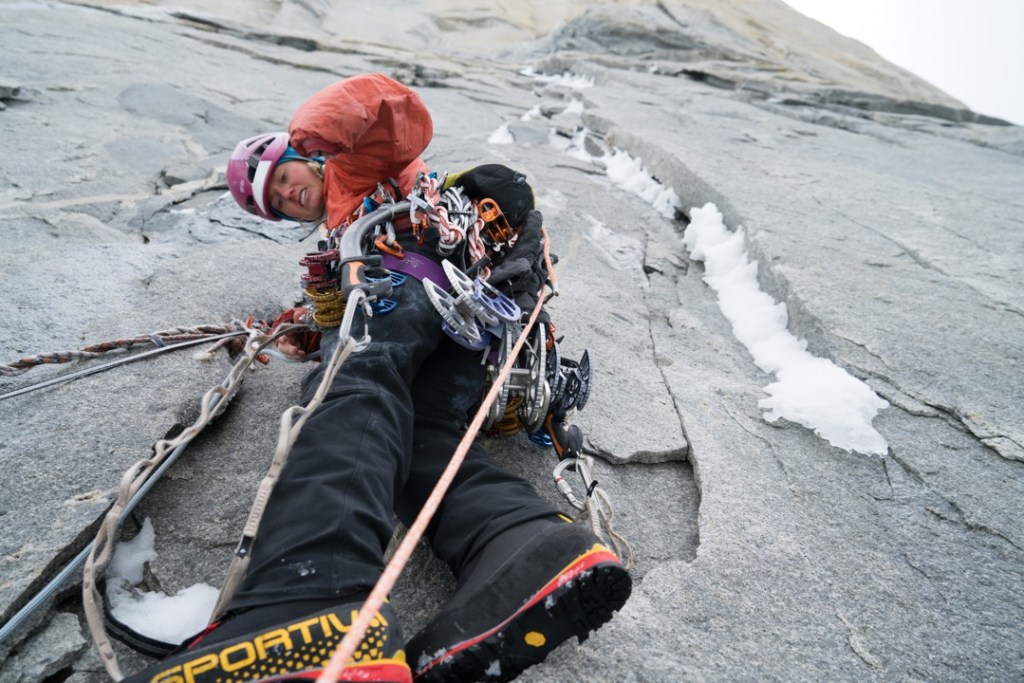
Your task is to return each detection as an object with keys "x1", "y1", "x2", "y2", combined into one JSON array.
[
  {"x1": 477, "y1": 198, "x2": 515, "y2": 246},
  {"x1": 478, "y1": 198, "x2": 502, "y2": 222}
]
